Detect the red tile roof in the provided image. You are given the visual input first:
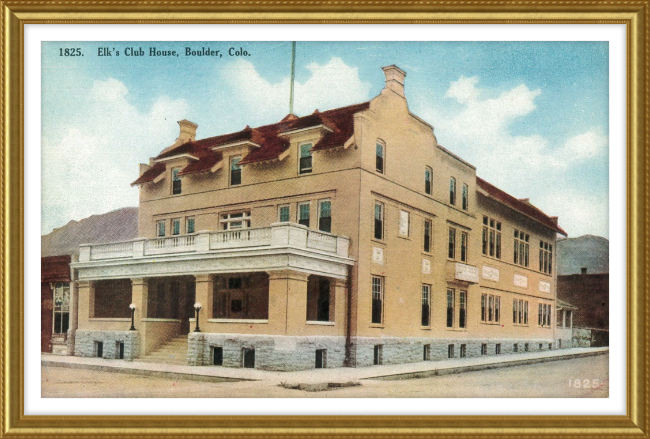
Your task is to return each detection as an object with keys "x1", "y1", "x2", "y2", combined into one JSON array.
[
  {"x1": 143, "y1": 101, "x2": 370, "y2": 173},
  {"x1": 131, "y1": 162, "x2": 166, "y2": 186},
  {"x1": 476, "y1": 176, "x2": 567, "y2": 236}
]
